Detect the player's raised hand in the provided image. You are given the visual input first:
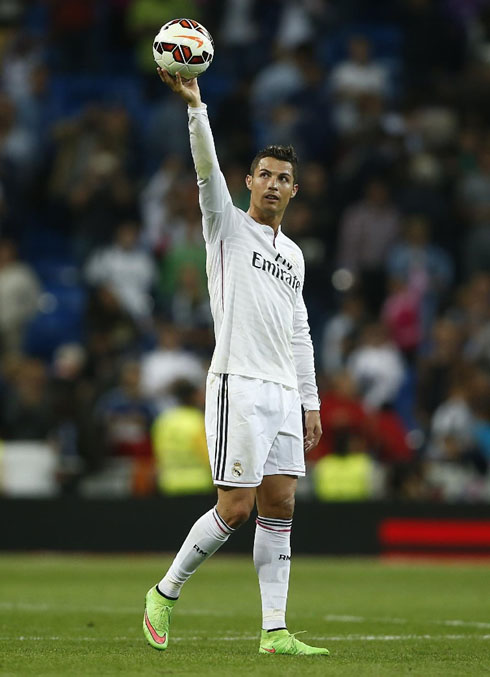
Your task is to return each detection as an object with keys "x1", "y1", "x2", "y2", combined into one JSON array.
[
  {"x1": 157, "y1": 67, "x2": 202, "y2": 108},
  {"x1": 304, "y1": 410, "x2": 322, "y2": 453}
]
